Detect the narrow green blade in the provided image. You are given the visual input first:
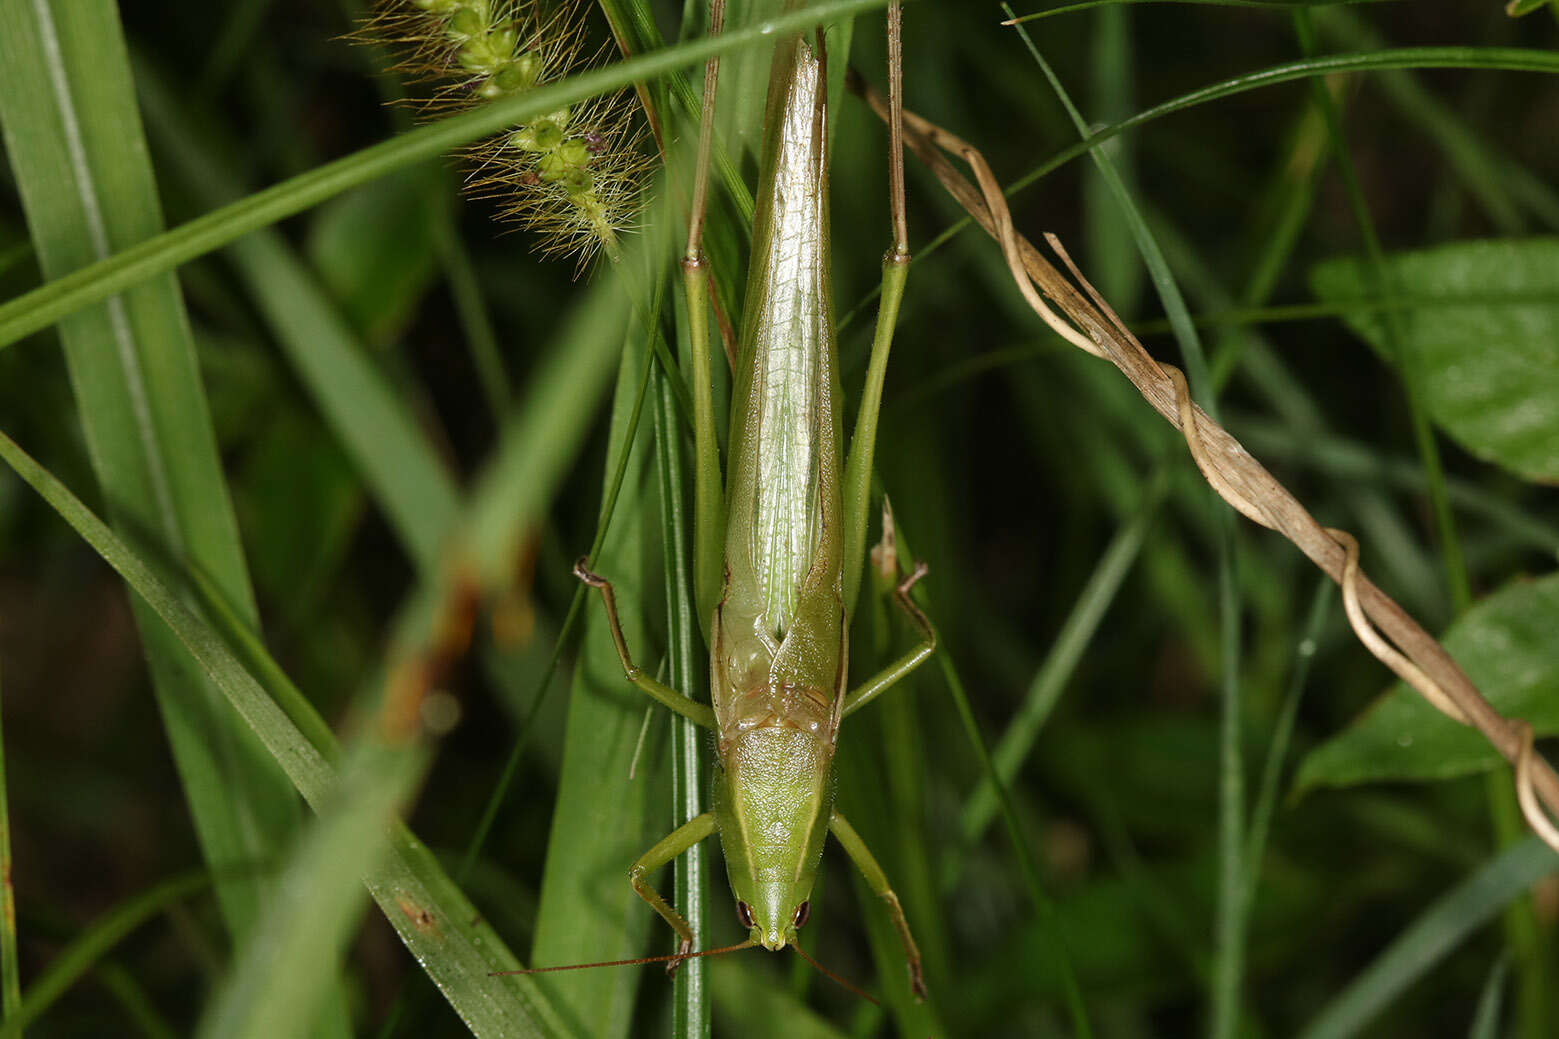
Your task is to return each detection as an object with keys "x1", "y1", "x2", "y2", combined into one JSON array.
[
  {"x1": 0, "y1": 430, "x2": 576, "y2": 1038},
  {"x1": 0, "y1": 0, "x2": 319, "y2": 1005},
  {"x1": 528, "y1": 325, "x2": 660, "y2": 1037}
]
